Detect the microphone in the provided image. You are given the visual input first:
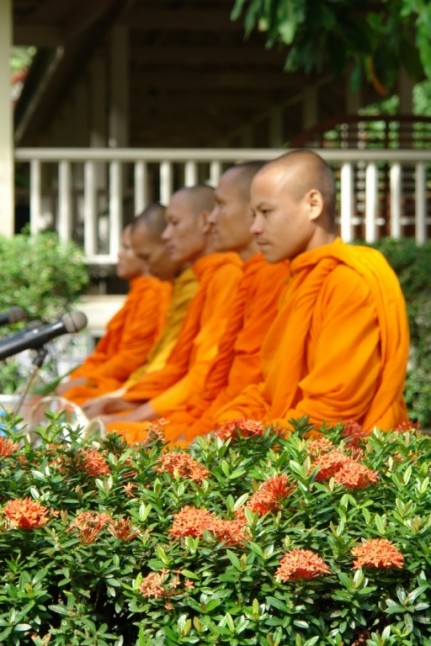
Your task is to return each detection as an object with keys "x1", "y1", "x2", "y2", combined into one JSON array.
[
  {"x1": 0, "y1": 311, "x2": 88, "y2": 361},
  {"x1": 0, "y1": 306, "x2": 26, "y2": 327}
]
